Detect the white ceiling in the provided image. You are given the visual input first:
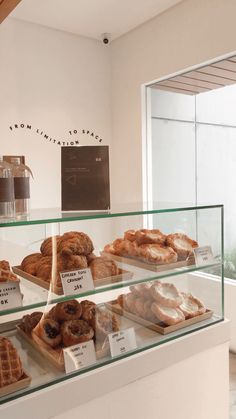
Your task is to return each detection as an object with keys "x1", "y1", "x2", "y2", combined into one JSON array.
[{"x1": 11, "y1": 0, "x2": 184, "y2": 41}]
